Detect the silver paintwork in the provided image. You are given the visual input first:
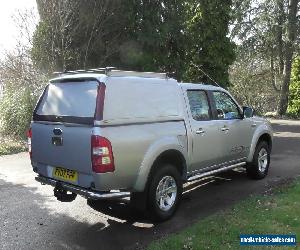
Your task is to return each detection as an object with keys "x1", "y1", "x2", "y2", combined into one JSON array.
[
  {"x1": 246, "y1": 117, "x2": 273, "y2": 162},
  {"x1": 31, "y1": 73, "x2": 273, "y2": 198},
  {"x1": 101, "y1": 77, "x2": 183, "y2": 126}
]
